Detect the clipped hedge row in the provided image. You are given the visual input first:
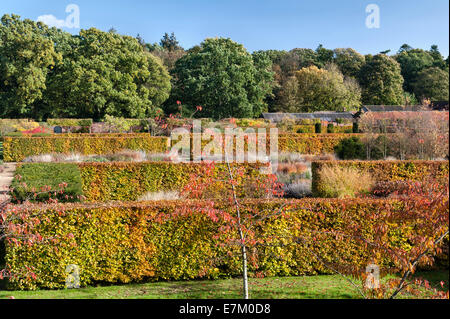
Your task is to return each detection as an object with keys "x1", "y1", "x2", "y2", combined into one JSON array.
[
  {"x1": 278, "y1": 134, "x2": 361, "y2": 154},
  {"x1": 47, "y1": 119, "x2": 93, "y2": 127},
  {"x1": 2, "y1": 133, "x2": 363, "y2": 161},
  {"x1": 171, "y1": 133, "x2": 358, "y2": 156},
  {"x1": 10, "y1": 162, "x2": 269, "y2": 202},
  {"x1": 1, "y1": 136, "x2": 170, "y2": 162},
  {"x1": 5, "y1": 198, "x2": 410, "y2": 290},
  {"x1": 79, "y1": 162, "x2": 269, "y2": 201},
  {"x1": 311, "y1": 160, "x2": 450, "y2": 197},
  {"x1": 293, "y1": 125, "x2": 353, "y2": 134}
]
